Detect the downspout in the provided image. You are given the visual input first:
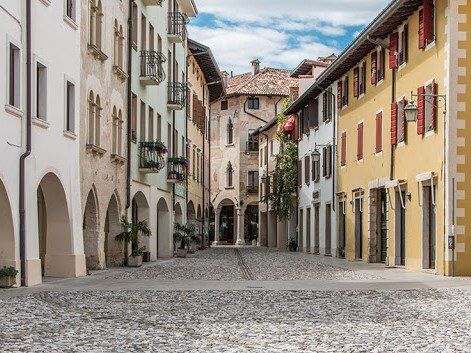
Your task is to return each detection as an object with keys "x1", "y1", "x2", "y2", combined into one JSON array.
[
  {"x1": 201, "y1": 81, "x2": 205, "y2": 247},
  {"x1": 208, "y1": 104, "x2": 212, "y2": 248},
  {"x1": 185, "y1": 51, "x2": 189, "y2": 227},
  {"x1": 19, "y1": 0, "x2": 32, "y2": 287},
  {"x1": 391, "y1": 68, "x2": 396, "y2": 180},
  {"x1": 125, "y1": 0, "x2": 134, "y2": 211},
  {"x1": 244, "y1": 97, "x2": 267, "y2": 124},
  {"x1": 260, "y1": 131, "x2": 269, "y2": 247}
]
